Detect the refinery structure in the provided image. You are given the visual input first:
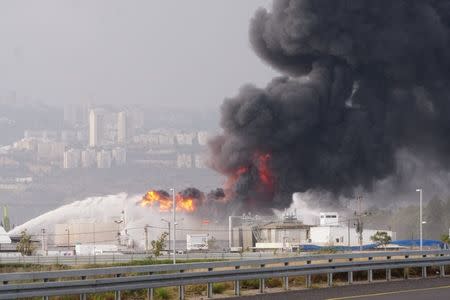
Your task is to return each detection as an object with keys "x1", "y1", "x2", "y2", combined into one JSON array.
[
  {"x1": 0, "y1": 194, "x2": 402, "y2": 257},
  {"x1": 228, "y1": 211, "x2": 396, "y2": 252}
]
